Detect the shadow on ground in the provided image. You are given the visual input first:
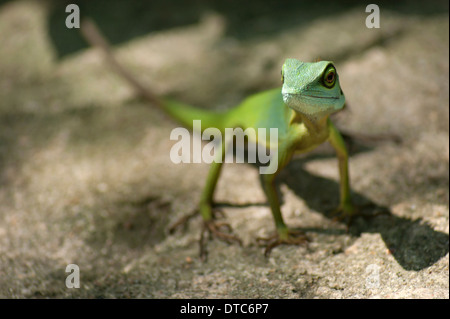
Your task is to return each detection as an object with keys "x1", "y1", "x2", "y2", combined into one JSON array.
[
  {"x1": 278, "y1": 157, "x2": 449, "y2": 271},
  {"x1": 87, "y1": 195, "x2": 172, "y2": 250},
  {"x1": 212, "y1": 142, "x2": 449, "y2": 272},
  {"x1": 96, "y1": 149, "x2": 449, "y2": 272},
  {"x1": 47, "y1": 0, "x2": 449, "y2": 58}
]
